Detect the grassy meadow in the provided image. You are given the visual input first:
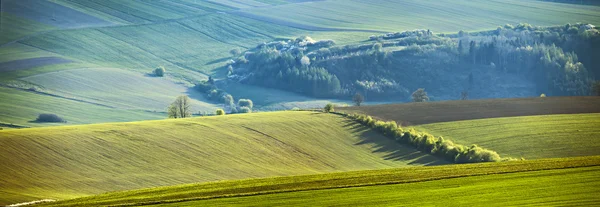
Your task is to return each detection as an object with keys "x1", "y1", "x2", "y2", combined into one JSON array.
[
  {"x1": 240, "y1": 0, "x2": 600, "y2": 32},
  {"x1": 0, "y1": 111, "x2": 444, "y2": 205},
  {"x1": 0, "y1": 87, "x2": 163, "y2": 128},
  {"x1": 167, "y1": 165, "x2": 600, "y2": 207},
  {"x1": 1, "y1": 0, "x2": 600, "y2": 206},
  {"x1": 416, "y1": 113, "x2": 600, "y2": 159},
  {"x1": 38, "y1": 156, "x2": 600, "y2": 206}
]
